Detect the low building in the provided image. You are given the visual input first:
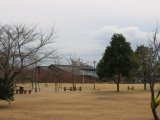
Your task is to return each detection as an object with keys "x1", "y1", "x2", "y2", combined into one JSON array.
[{"x1": 17, "y1": 64, "x2": 97, "y2": 83}]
